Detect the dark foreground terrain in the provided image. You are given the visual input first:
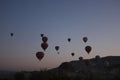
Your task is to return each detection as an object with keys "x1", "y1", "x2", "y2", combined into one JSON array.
[{"x1": 0, "y1": 56, "x2": 120, "y2": 80}]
